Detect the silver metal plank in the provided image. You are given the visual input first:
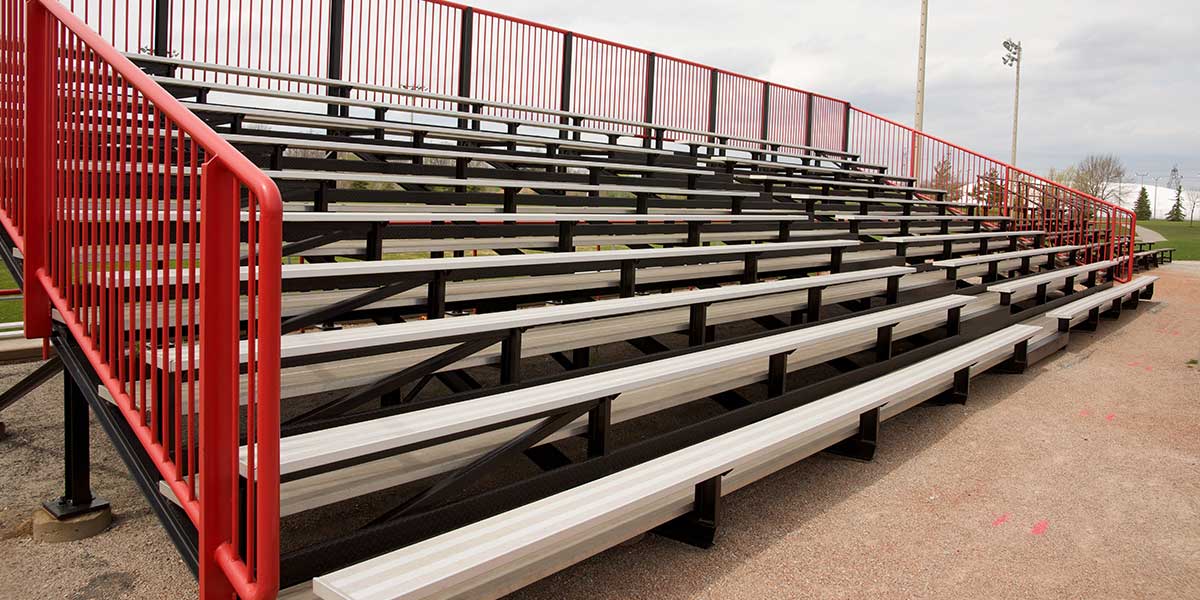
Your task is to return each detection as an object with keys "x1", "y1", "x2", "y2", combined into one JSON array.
[
  {"x1": 242, "y1": 266, "x2": 916, "y2": 363},
  {"x1": 1044, "y1": 276, "x2": 1157, "y2": 319},
  {"x1": 311, "y1": 324, "x2": 1041, "y2": 600},
  {"x1": 931, "y1": 245, "x2": 1083, "y2": 268},
  {"x1": 261, "y1": 295, "x2": 974, "y2": 477},
  {"x1": 986, "y1": 259, "x2": 1120, "y2": 294},
  {"x1": 262, "y1": 169, "x2": 760, "y2": 197},
  {"x1": 881, "y1": 230, "x2": 1043, "y2": 243},
  {"x1": 221, "y1": 133, "x2": 712, "y2": 175}
]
